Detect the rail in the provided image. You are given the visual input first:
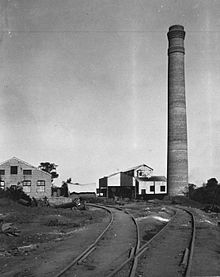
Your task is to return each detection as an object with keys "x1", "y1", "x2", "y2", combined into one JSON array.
[
  {"x1": 55, "y1": 204, "x2": 114, "y2": 277},
  {"x1": 55, "y1": 204, "x2": 195, "y2": 277},
  {"x1": 107, "y1": 206, "x2": 177, "y2": 277},
  {"x1": 179, "y1": 207, "x2": 196, "y2": 277}
]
